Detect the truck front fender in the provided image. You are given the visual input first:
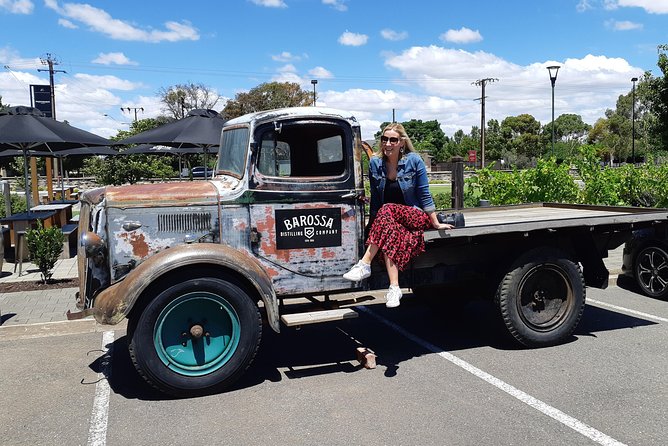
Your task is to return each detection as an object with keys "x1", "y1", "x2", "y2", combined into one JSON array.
[{"x1": 92, "y1": 243, "x2": 280, "y2": 333}]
